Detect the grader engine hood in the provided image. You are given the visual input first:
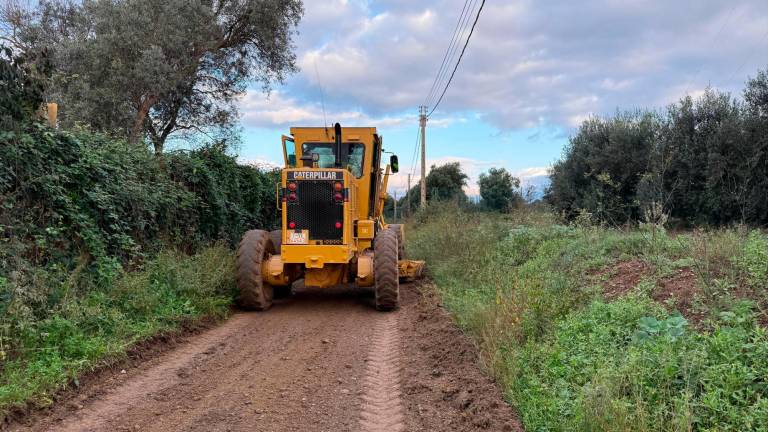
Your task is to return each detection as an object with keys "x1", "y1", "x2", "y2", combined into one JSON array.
[{"x1": 284, "y1": 169, "x2": 347, "y2": 246}]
